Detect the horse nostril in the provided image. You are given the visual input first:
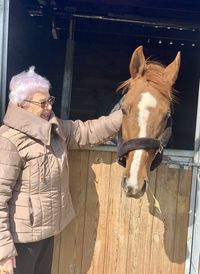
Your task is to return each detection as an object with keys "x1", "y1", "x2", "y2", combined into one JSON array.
[
  {"x1": 127, "y1": 186, "x2": 132, "y2": 193},
  {"x1": 121, "y1": 176, "x2": 127, "y2": 189},
  {"x1": 144, "y1": 180, "x2": 148, "y2": 191},
  {"x1": 141, "y1": 181, "x2": 148, "y2": 193}
]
